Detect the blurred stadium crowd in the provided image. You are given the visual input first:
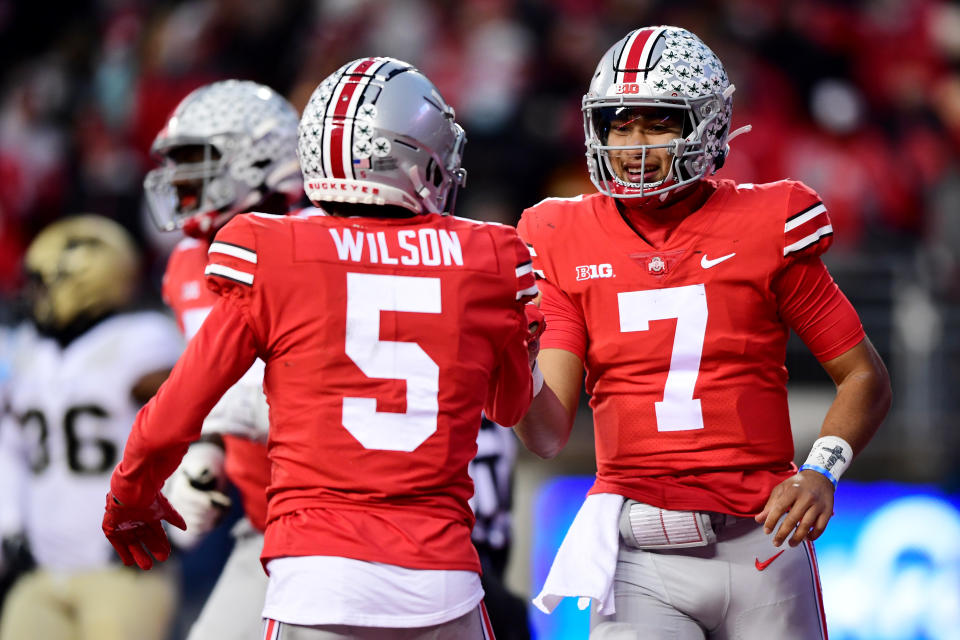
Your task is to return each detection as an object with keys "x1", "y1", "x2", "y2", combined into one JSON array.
[
  {"x1": 2, "y1": 2, "x2": 960, "y2": 637},
  {"x1": 1, "y1": 0, "x2": 958, "y2": 467}
]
